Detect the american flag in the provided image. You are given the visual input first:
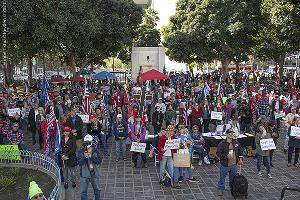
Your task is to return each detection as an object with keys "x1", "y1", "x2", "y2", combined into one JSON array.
[
  {"x1": 182, "y1": 103, "x2": 188, "y2": 126},
  {"x1": 45, "y1": 107, "x2": 55, "y2": 157},
  {"x1": 82, "y1": 80, "x2": 91, "y2": 113},
  {"x1": 40, "y1": 78, "x2": 50, "y2": 109}
]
